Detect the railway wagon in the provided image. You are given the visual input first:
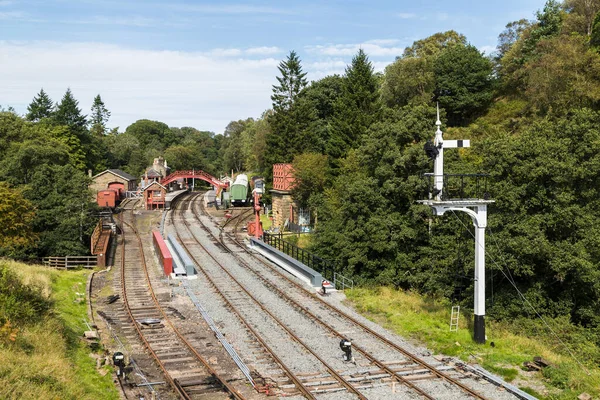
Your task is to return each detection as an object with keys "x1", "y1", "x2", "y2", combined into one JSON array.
[
  {"x1": 96, "y1": 189, "x2": 119, "y2": 208},
  {"x1": 251, "y1": 176, "x2": 264, "y2": 195},
  {"x1": 230, "y1": 174, "x2": 249, "y2": 205},
  {"x1": 152, "y1": 231, "x2": 173, "y2": 275}
]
